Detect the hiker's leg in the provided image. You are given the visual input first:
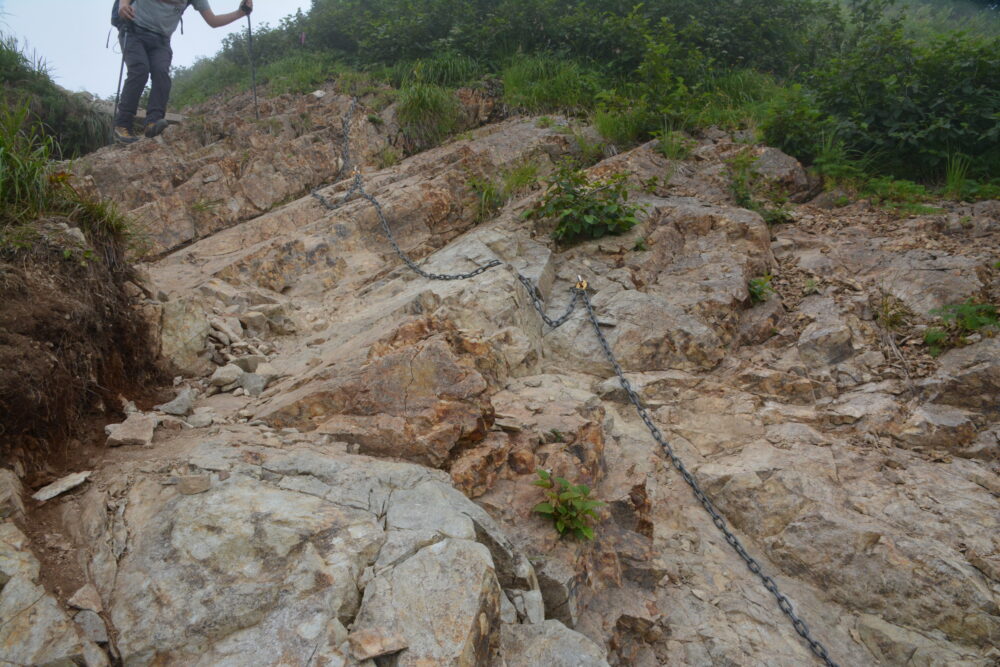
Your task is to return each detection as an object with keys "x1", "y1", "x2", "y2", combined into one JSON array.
[
  {"x1": 115, "y1": 30, "x2": 150, "y2": 129},
  {"x1": 145, "y1": 36, "x2": 174, "y2": 125}
]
